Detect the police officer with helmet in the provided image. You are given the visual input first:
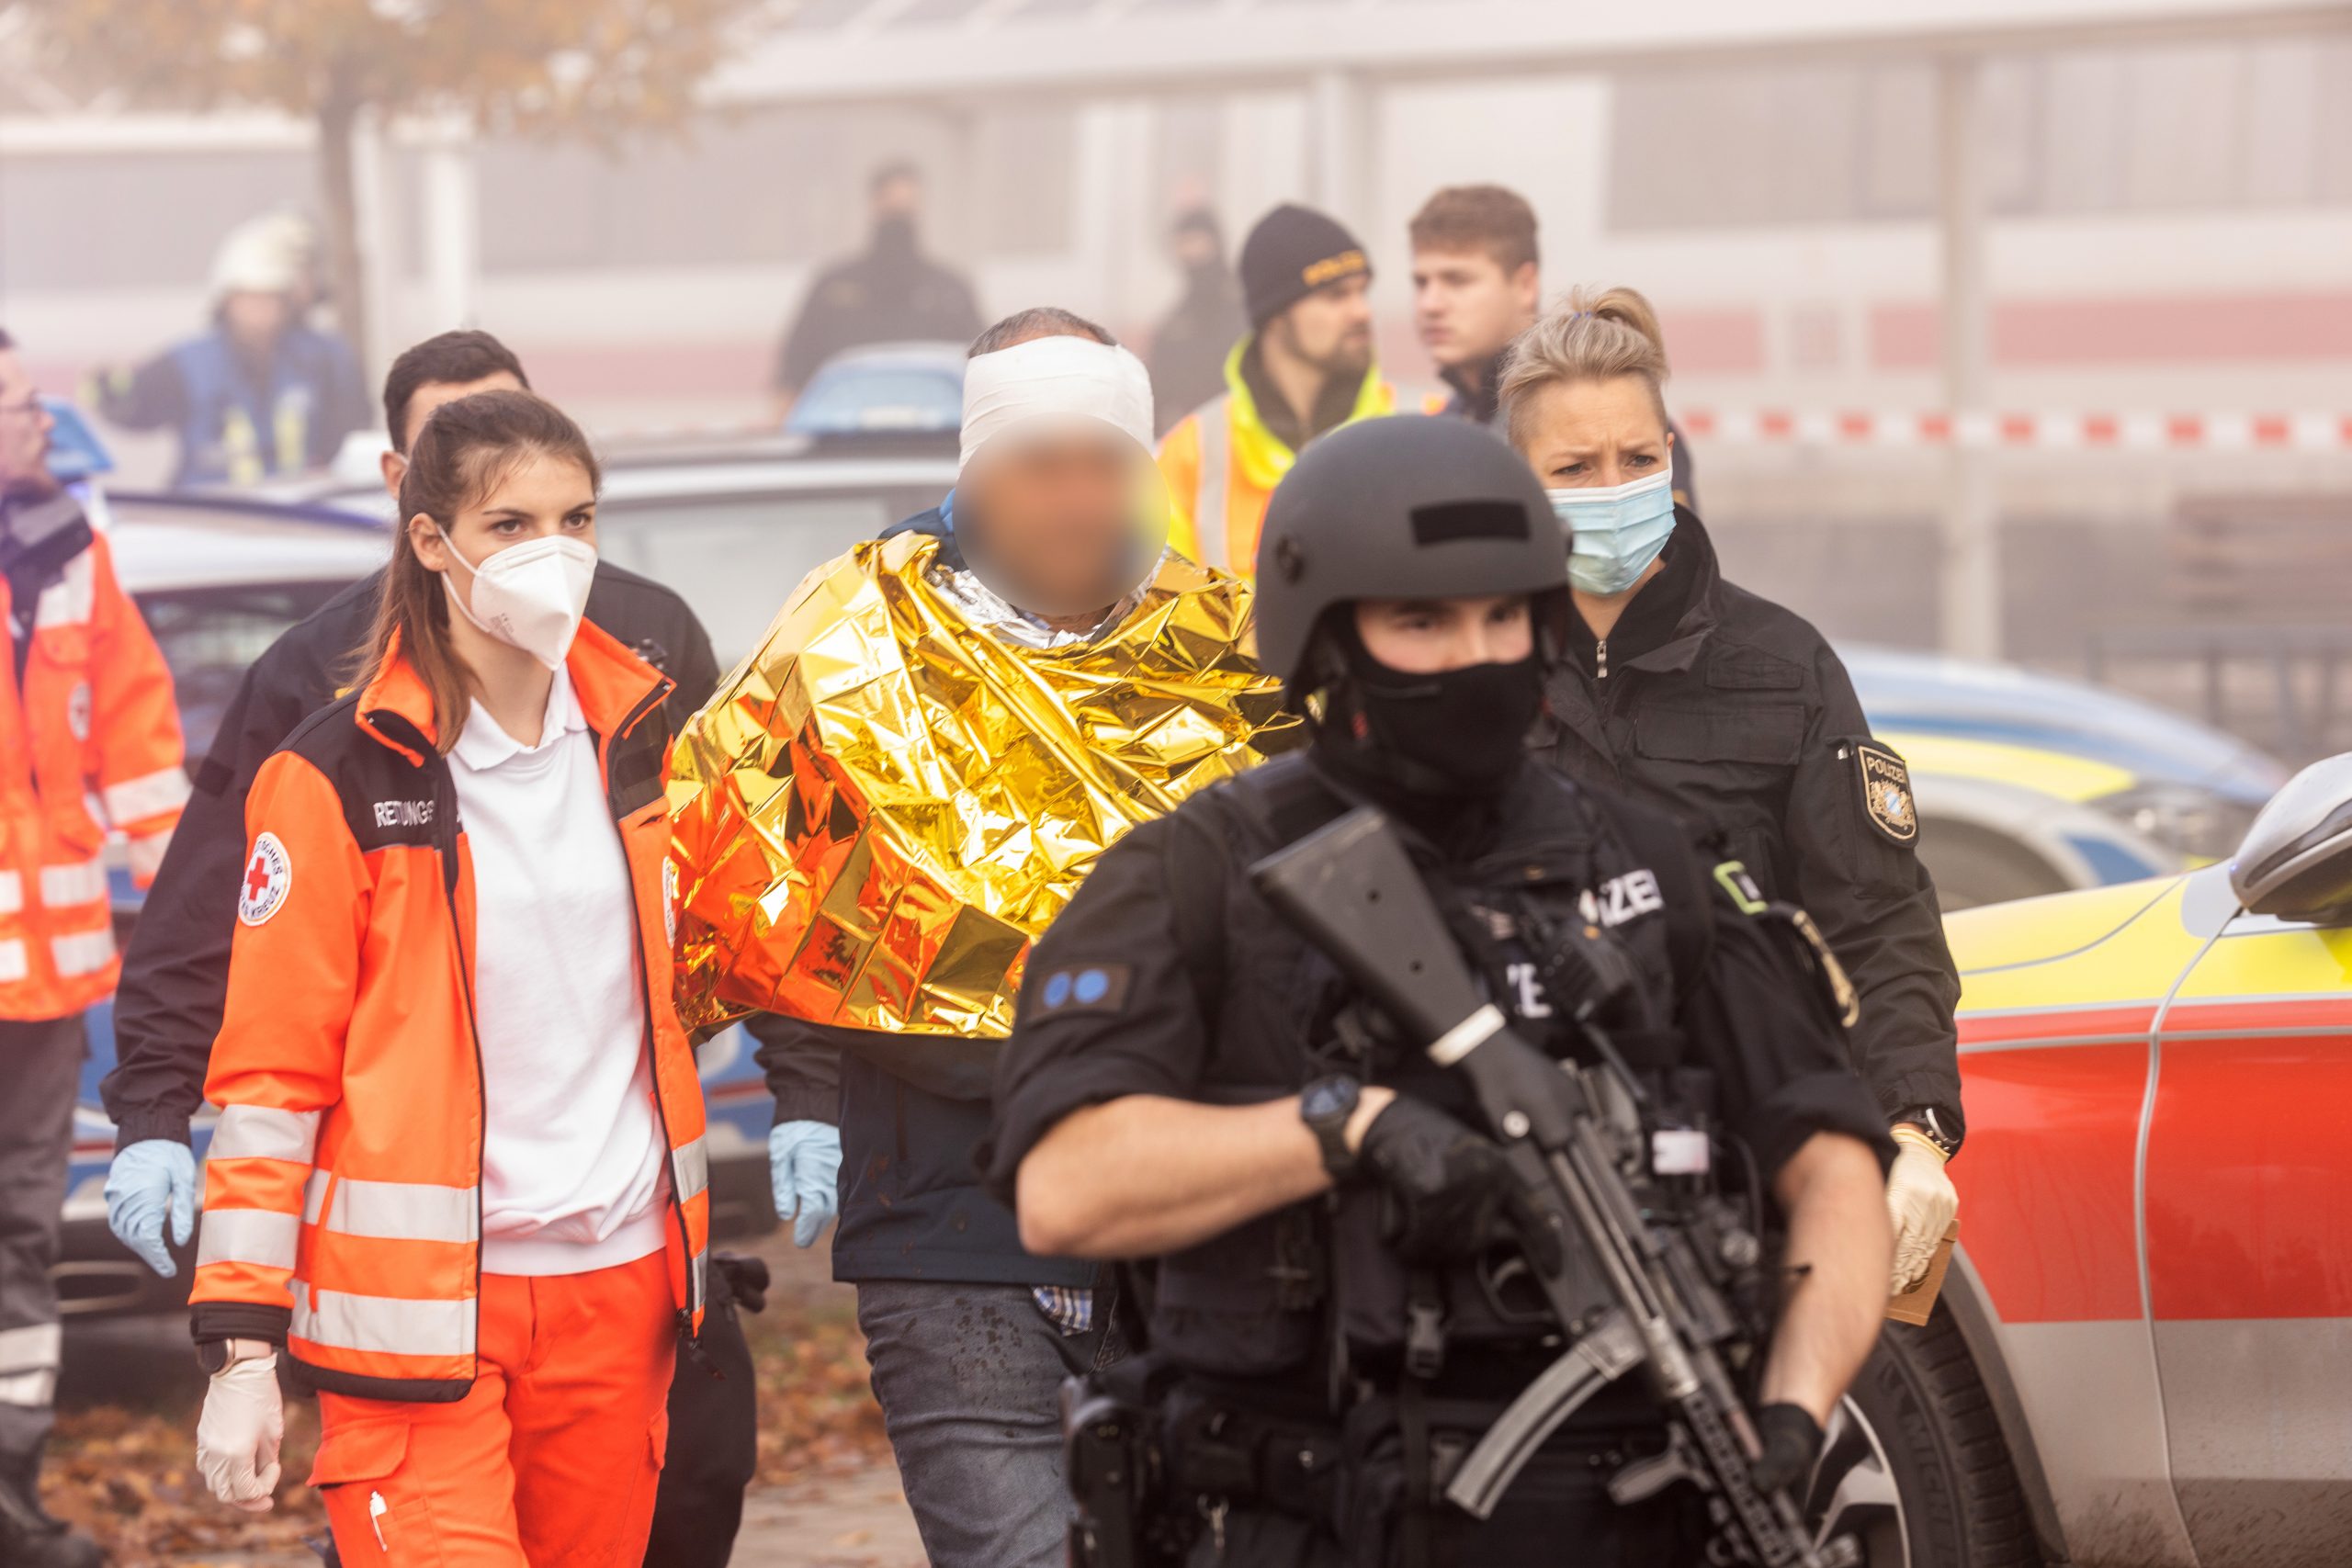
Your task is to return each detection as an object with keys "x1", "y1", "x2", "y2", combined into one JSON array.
[{"x1": 984, "y1": 415, "x2": 1895, "y2": 1566}]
